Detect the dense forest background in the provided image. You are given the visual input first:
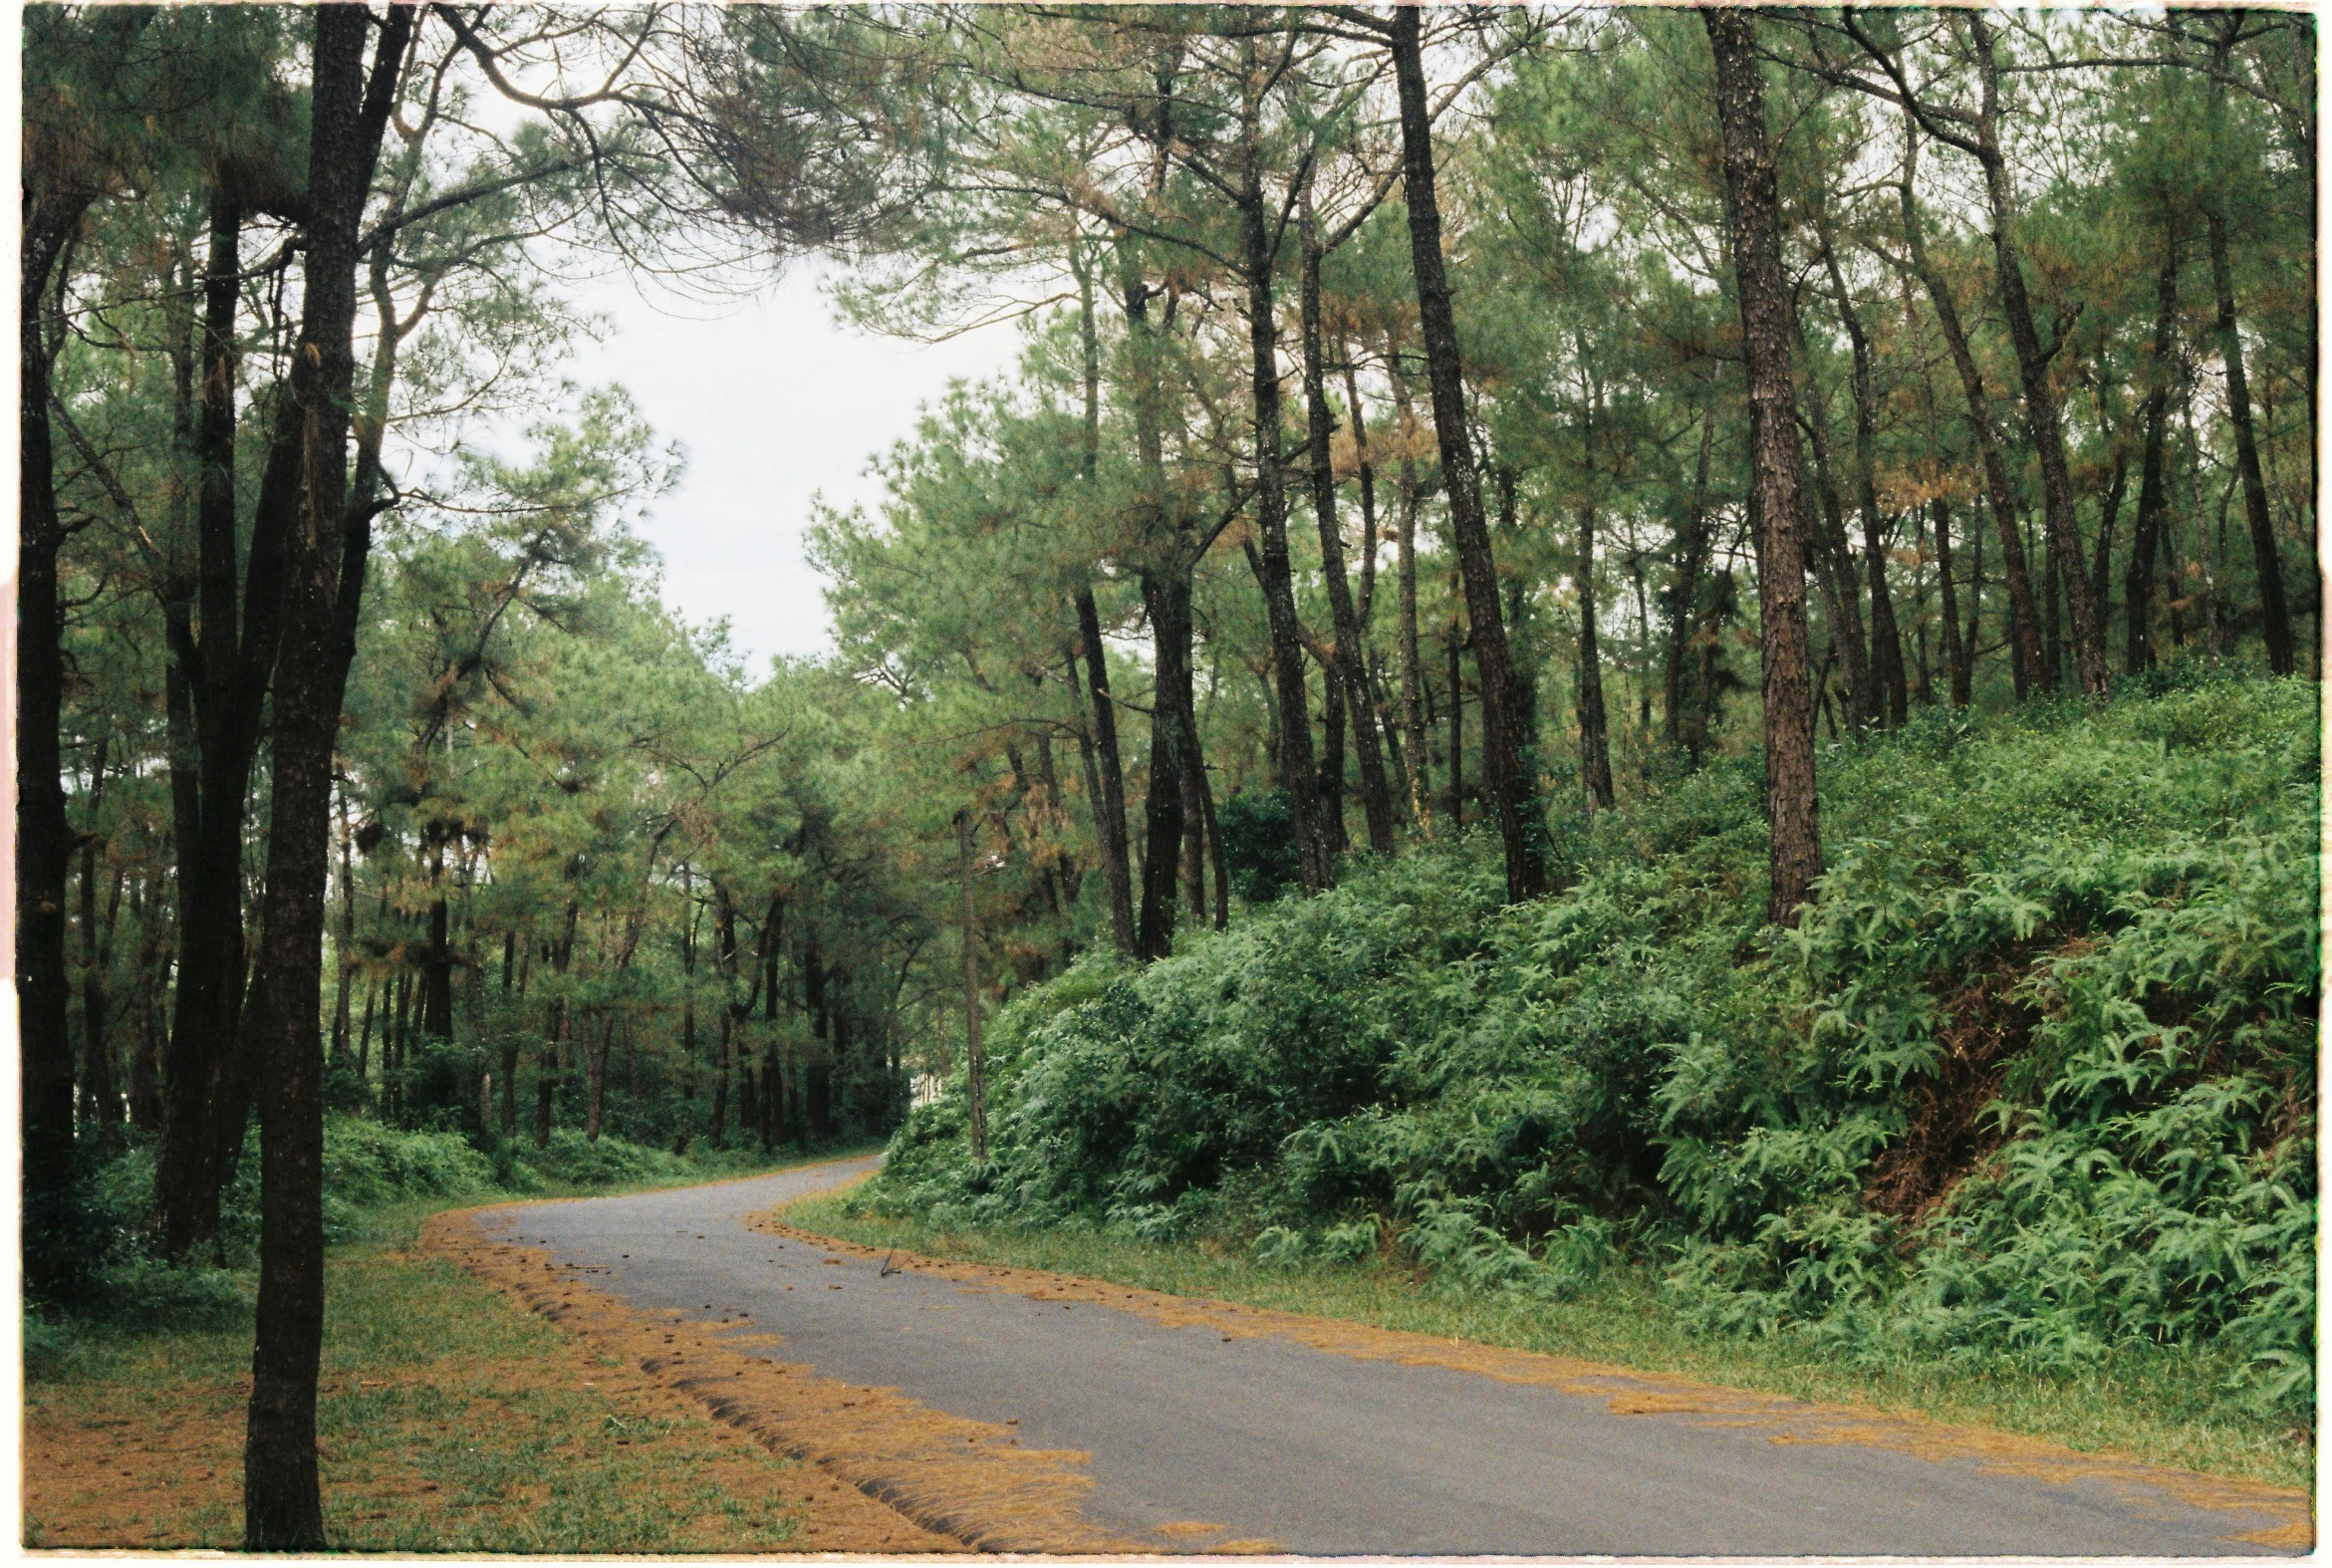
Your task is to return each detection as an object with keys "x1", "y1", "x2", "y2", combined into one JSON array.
[{"x1": 20, "y1": 4, "x2": 2317, "y2": 1541}]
